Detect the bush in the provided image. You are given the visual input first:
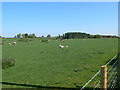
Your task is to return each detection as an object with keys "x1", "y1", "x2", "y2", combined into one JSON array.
[
  {"x1": 41, "y1": 39, "x2": 48, "y2": 43},
  {"x1": 18, "y1": 38, "x2": 29, "y2": 42},
  {"x1": 2, "y1": 58, "x2": 16, "y2": 69}
]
